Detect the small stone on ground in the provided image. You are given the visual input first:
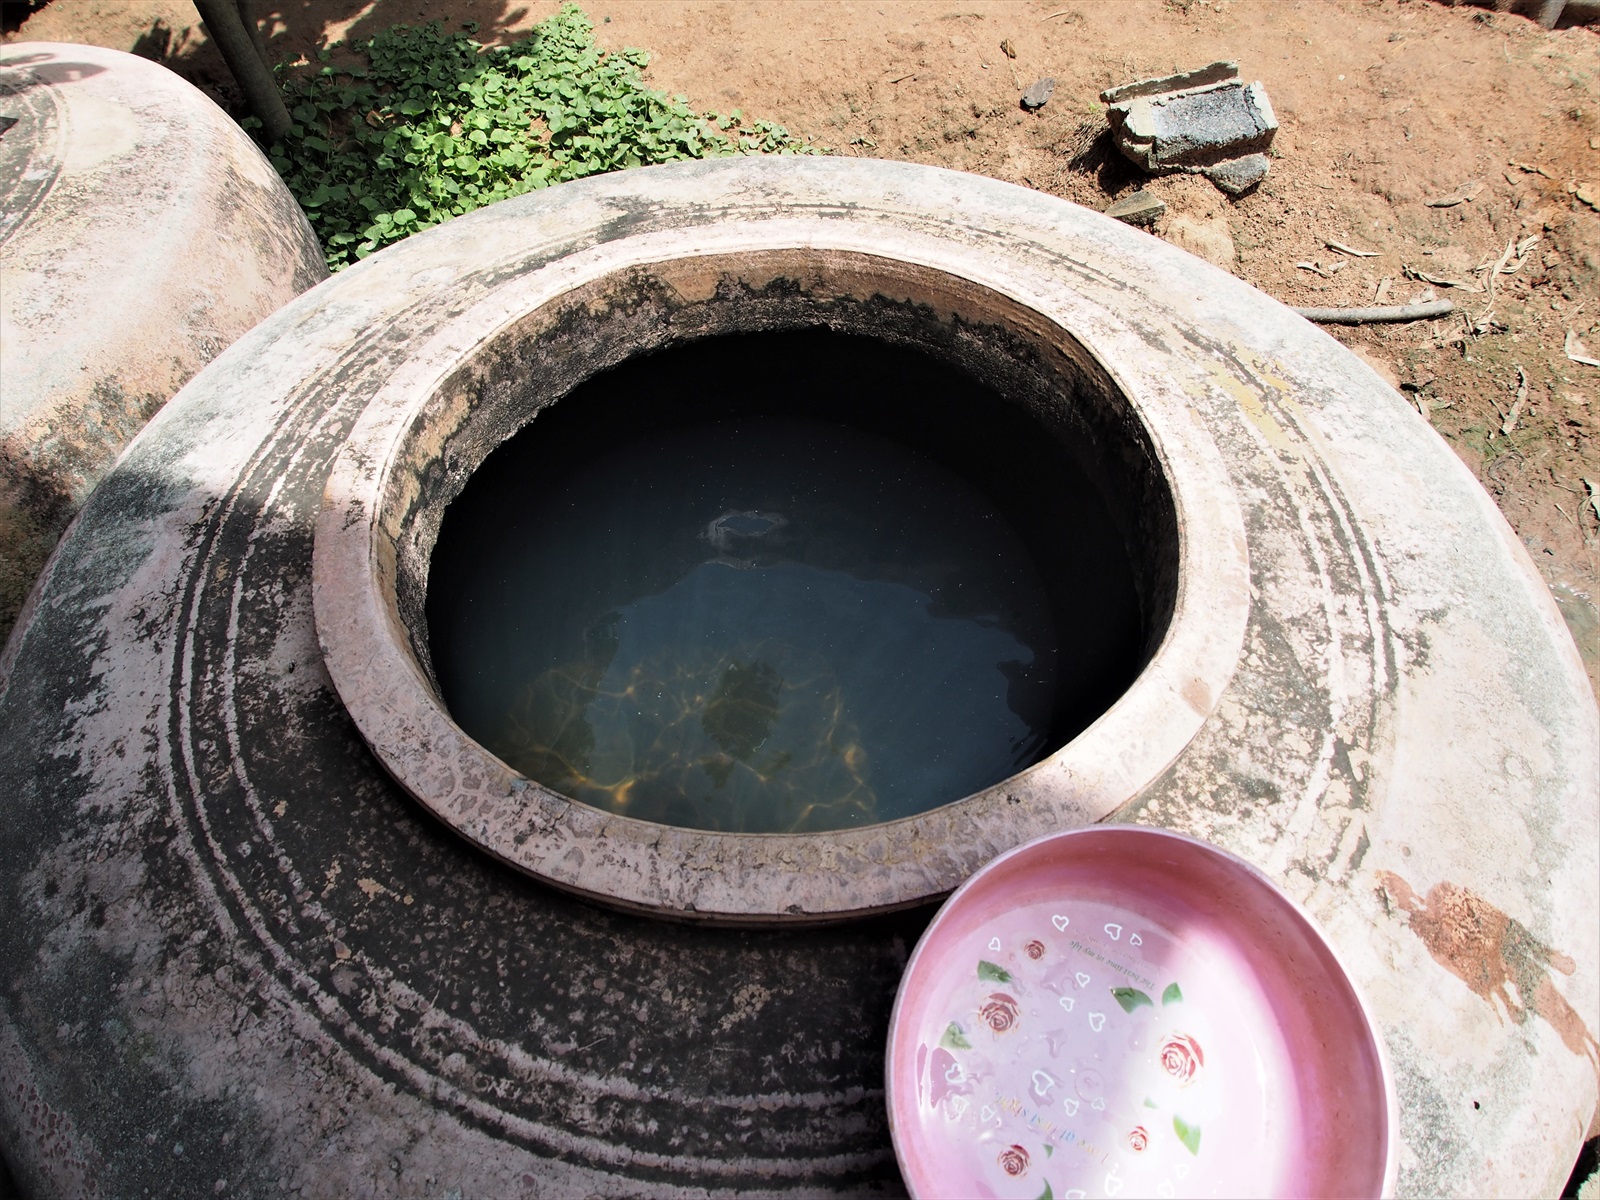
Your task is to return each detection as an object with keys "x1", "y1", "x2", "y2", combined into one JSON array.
[
  {"x1": 1205, "y1": 153, "x2": 1271, "y2": 195},
  {"x1": 1020, "y1": 77, "x2": 1055, "y2": 110},
  {"x1": 1105, "y1": 191, "x2": 1166, "y2": 226}
]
